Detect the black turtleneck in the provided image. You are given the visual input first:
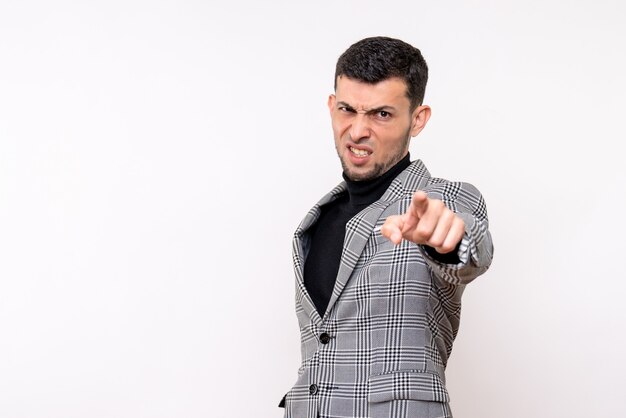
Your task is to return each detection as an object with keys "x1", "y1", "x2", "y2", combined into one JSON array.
[{"x1": 303, "y1": 154, "x2": 411, "y2": 317}]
